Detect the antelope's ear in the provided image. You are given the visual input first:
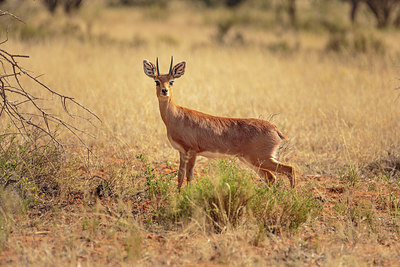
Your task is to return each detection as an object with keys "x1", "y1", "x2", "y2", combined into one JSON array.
[
  {"x1": 143, "y1": 60, "x2": 156, "y2": 78},
  {"x1": 171, "y1": 61, "x2": 186, "y2": 79}
]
